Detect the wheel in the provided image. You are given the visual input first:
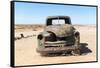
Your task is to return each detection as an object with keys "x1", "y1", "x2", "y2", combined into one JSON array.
[
  {"x1": 40, "y1": 52, "x2": 48, "y2": 56},
  {"x1": 71, "y1": 49, "x2": 80, "y2": 56}
]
